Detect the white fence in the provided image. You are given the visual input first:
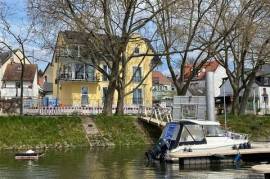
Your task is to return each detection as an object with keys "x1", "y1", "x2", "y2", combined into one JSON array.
[{"x1": 23, "y1": 106, "x2": 145, "y2": 115}]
